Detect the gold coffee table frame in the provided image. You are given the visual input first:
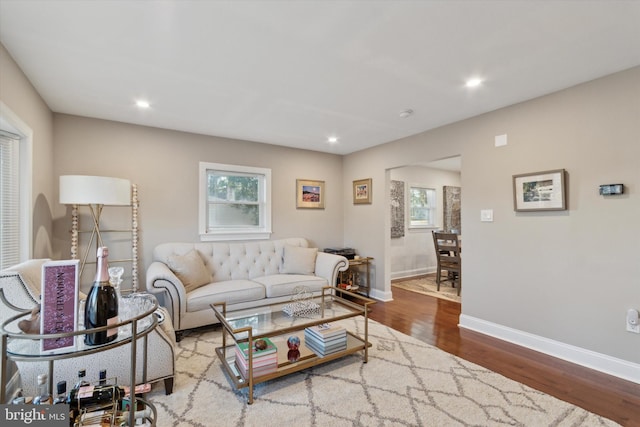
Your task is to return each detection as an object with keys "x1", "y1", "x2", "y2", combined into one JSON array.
[{"x1": 212, "y1": 286, "x2": 375, "y2": 404}]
